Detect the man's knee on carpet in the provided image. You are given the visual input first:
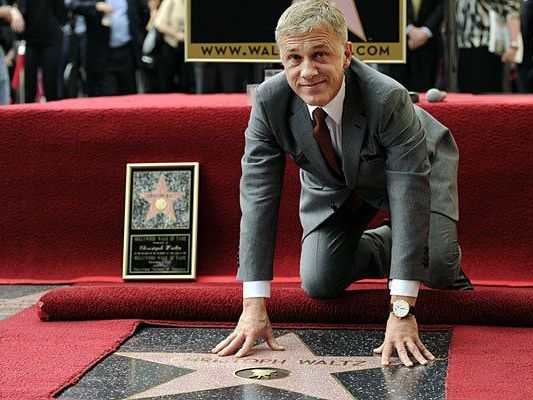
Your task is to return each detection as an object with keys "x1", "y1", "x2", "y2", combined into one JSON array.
[
  {"x1": 300, "y1": 265, "x2": 350, "y2": 299},
  {"x1": 425, "y1": 245, "x2": 461, "y2": 289},
  {"x1": 301, "y1": 280, "x2": 345, "y2": 298},
  {"x1": 299, "y1": 231, "x2": 356, "y2": 298}
]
